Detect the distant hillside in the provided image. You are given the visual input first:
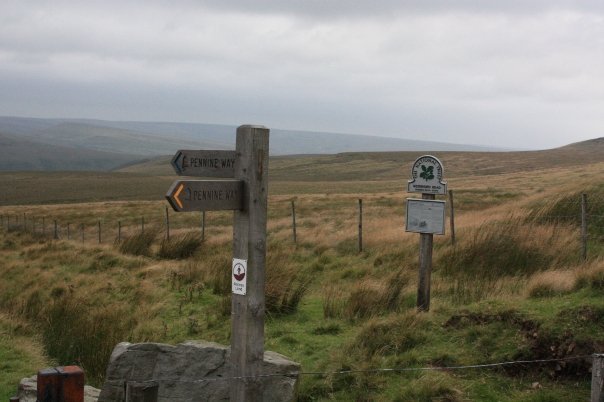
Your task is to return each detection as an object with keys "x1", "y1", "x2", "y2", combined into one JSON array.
[
  {"x1": 119, "y1": 137, "x2": 604, "y2": 181},
  {"x1": 0, "y1": 132, "x2": 138, "y2": 171},
  {"x1": 0, "y1": 116, "x2": 503, "y2": 172},
  {"x1": 15, "y1": 121, "x2": 229, "y2": 156},
  {"x1": 1, "y1": 137, "x2": 602, "y2": 205},
  {"x1": 559, "y1": 137, "x2": 604, "y2": 152}
]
